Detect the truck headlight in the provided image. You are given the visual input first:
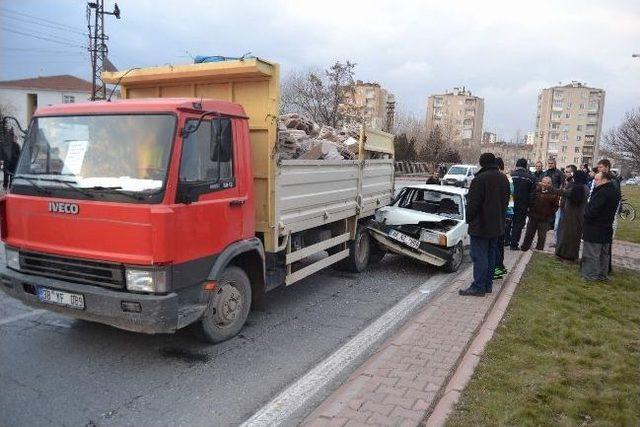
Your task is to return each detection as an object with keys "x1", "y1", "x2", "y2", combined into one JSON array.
[
  {"x1": 125, "y1": 267, "x2": 168, "y2": 293},
  {"x1": 5, "y1": 247, "x2": 20, "y2": 270}
]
